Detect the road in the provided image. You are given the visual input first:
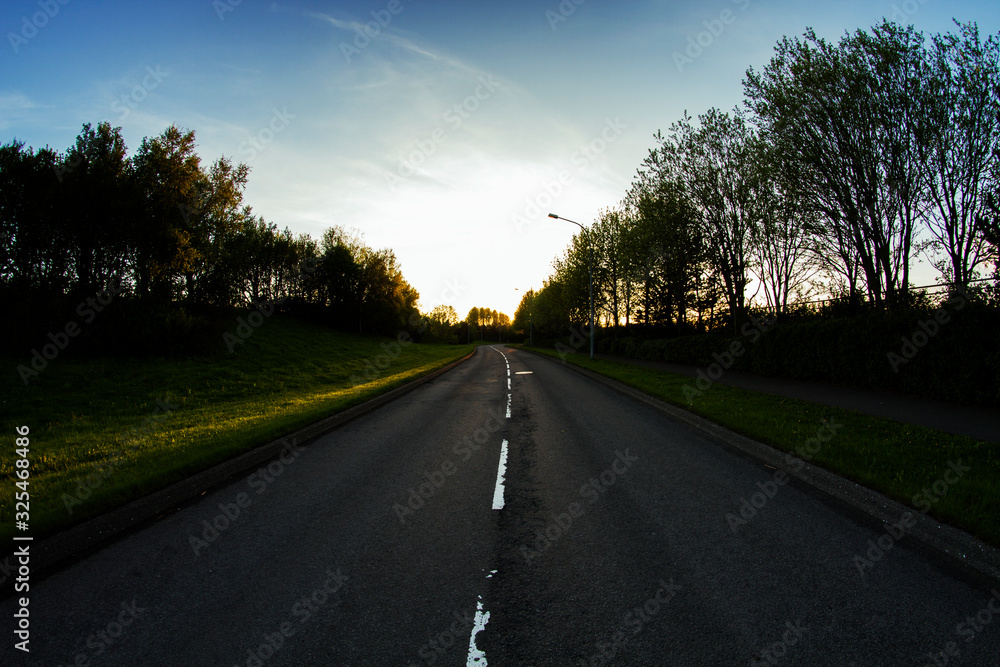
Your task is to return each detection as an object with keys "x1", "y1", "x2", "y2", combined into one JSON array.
[{"x1": 4, "y1": 345, "x2": 1000, "y2": 665}]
